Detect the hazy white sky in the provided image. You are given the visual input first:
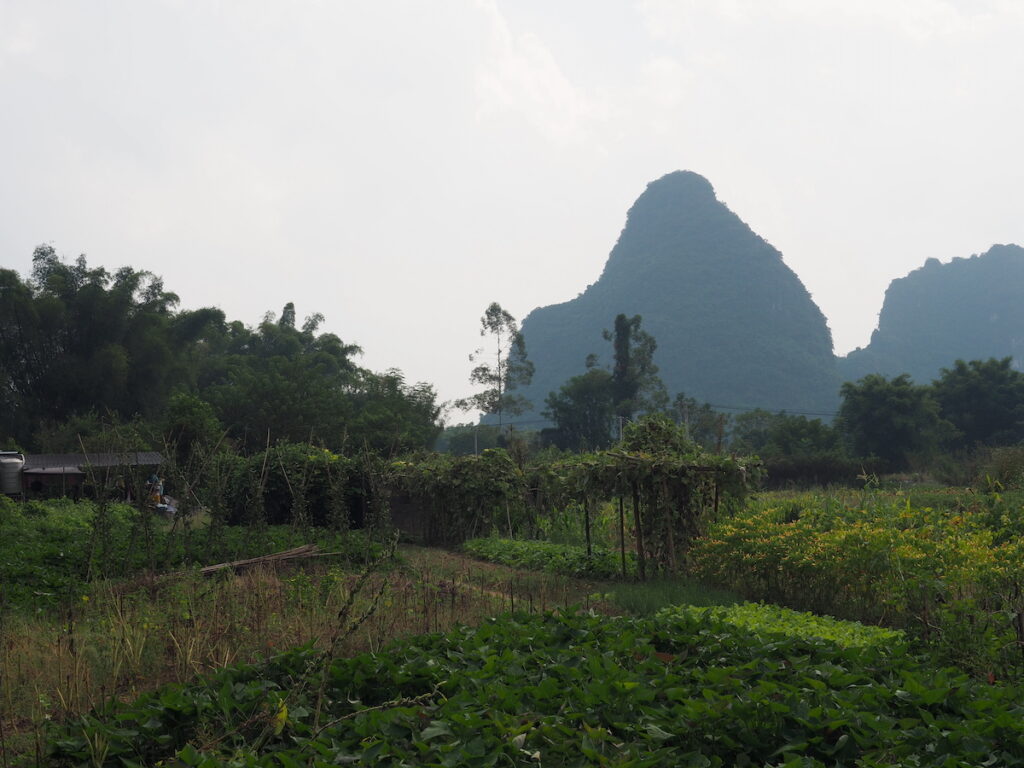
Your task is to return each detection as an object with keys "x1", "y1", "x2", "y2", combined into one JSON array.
[{"x1": 3, "y1": 0, "x2": 1023, "y2": 416}]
